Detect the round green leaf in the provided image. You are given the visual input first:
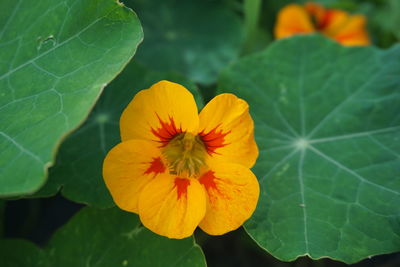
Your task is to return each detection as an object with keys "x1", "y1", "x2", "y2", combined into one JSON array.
[
  {"x1": 33, "y1": 61, "x2": 203, "y2": 207},
  {"x1": 0, "y1": 208, "x2": 206, "y2": 267},
  {"x1": 218, "y1": 35, "x2": 400, "y2": 263},
  {"x1": 126, "y1": 0, "x2": 244, "y2": 85},
  {"x1": 0, "y1": 0, "x2": 143, "y2": 197}
]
